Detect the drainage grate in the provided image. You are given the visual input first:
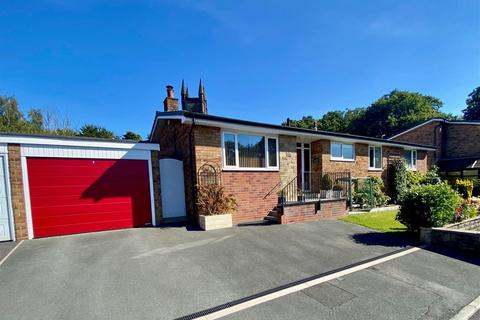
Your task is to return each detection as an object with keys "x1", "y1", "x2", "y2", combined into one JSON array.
[{"x1": 174, "y1": 246, "x2": 414, "y2": 320}]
